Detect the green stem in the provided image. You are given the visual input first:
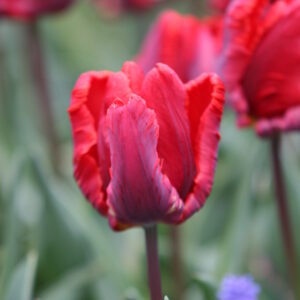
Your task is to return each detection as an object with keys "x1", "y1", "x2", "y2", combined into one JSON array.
[
  {"x1": 26, "y1": 21, "x2": 61, "y2": 175},
  {"x1": 144, "y1": 225, "x2": 163, "y2": 300},
  {"x1": 170, "y1": 226, "x2": 184, "y2": 300}
]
